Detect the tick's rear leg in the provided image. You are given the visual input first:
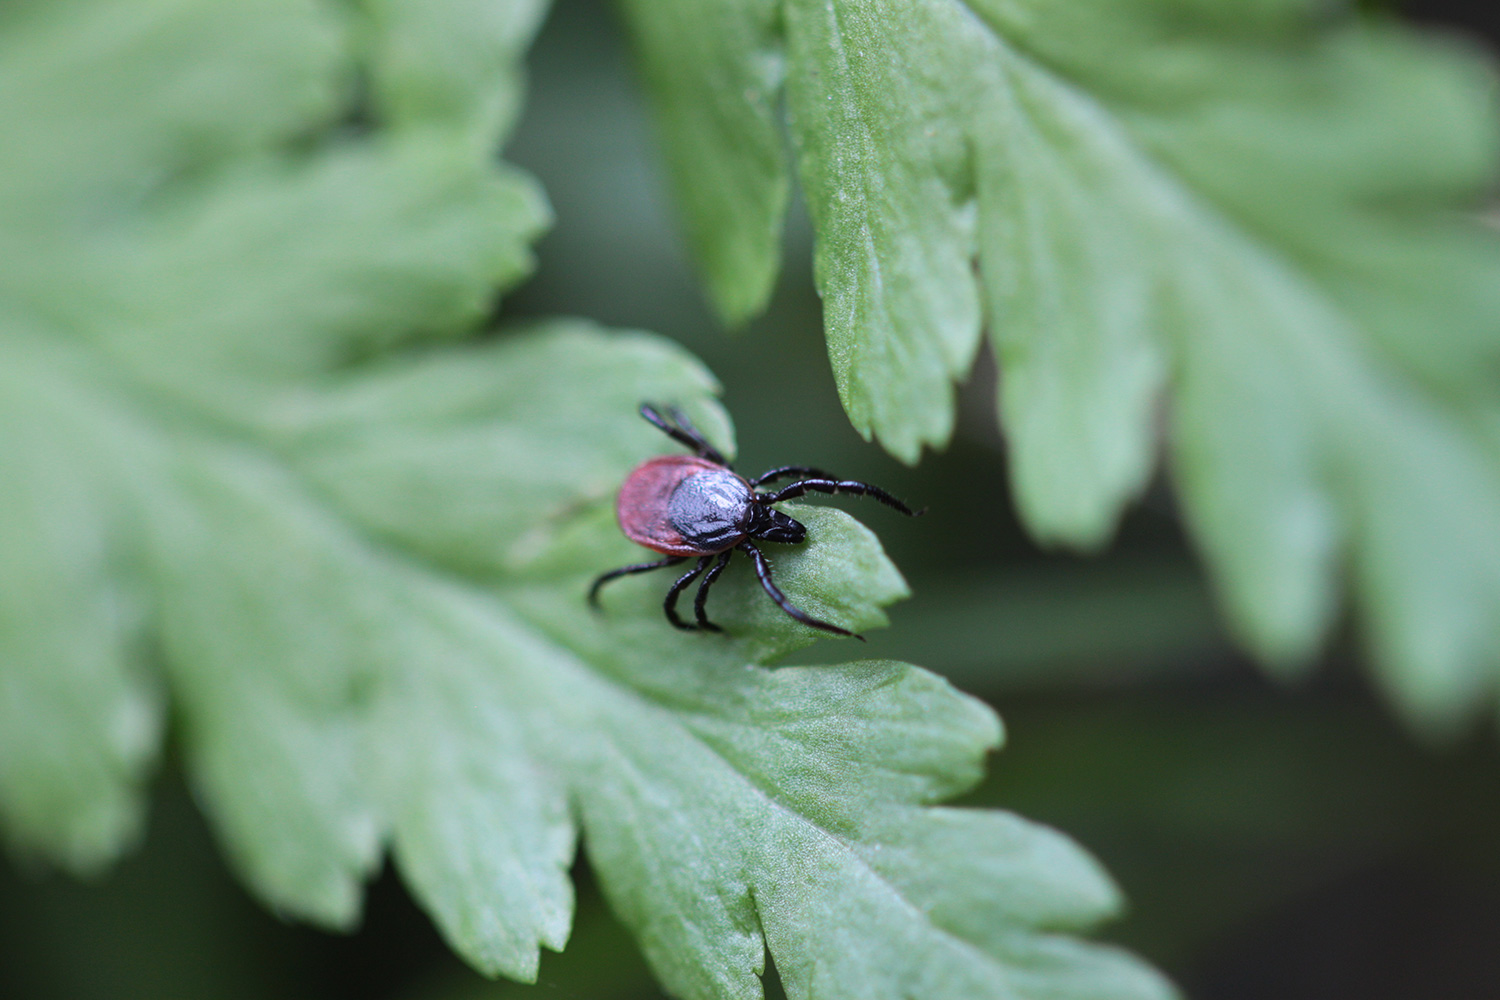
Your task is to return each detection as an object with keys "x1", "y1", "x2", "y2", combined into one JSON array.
[
  {"x1": 589, "y1": 556, "x2": 687, "y2": 608},
  {"x1": 664, "y1": 557, "x2": 712, "y2": 630},
  {"x1": 692, "y1": 550, "x2": 733, "y2": 632}
]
